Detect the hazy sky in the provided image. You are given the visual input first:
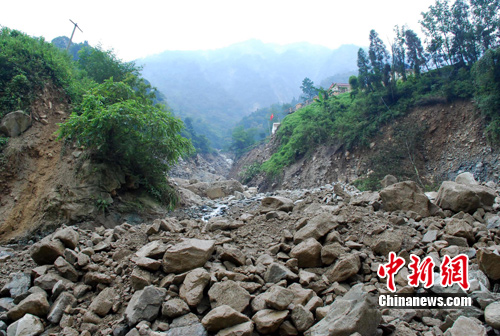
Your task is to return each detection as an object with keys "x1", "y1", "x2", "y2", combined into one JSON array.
[{"x1": 1, "y1": 0, "x2": 435, "y2": 61}]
